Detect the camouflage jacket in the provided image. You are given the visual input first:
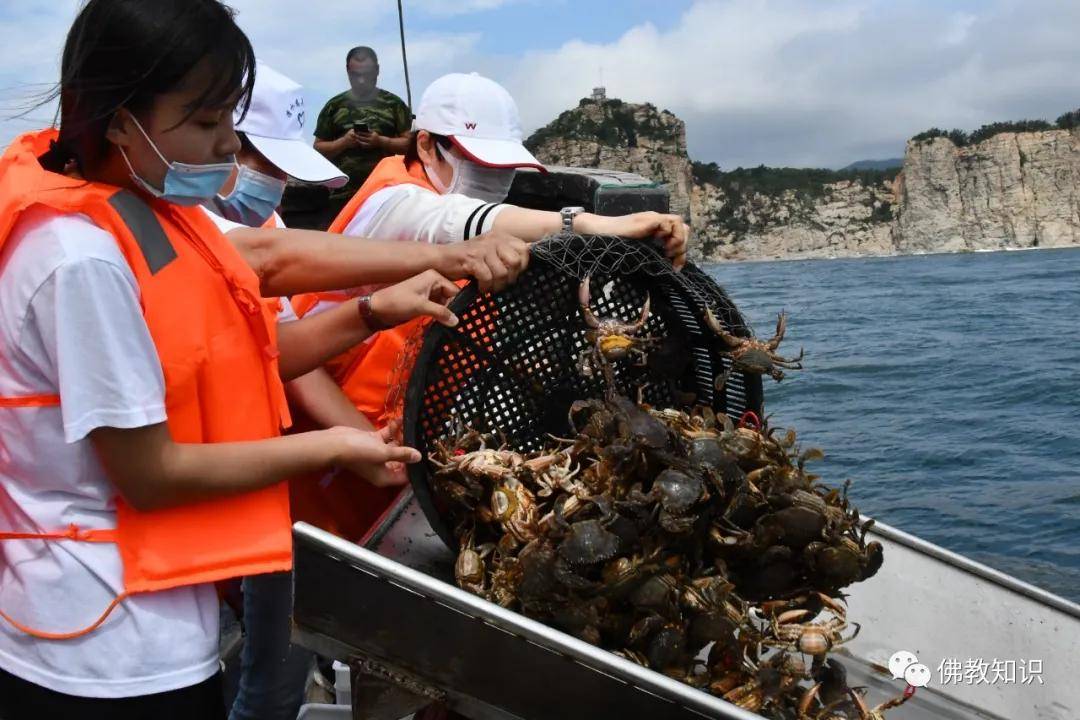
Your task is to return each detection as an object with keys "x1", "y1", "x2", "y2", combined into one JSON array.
[{"x1": 314, "y1": 88, "x2": 411, "y2": 201}]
